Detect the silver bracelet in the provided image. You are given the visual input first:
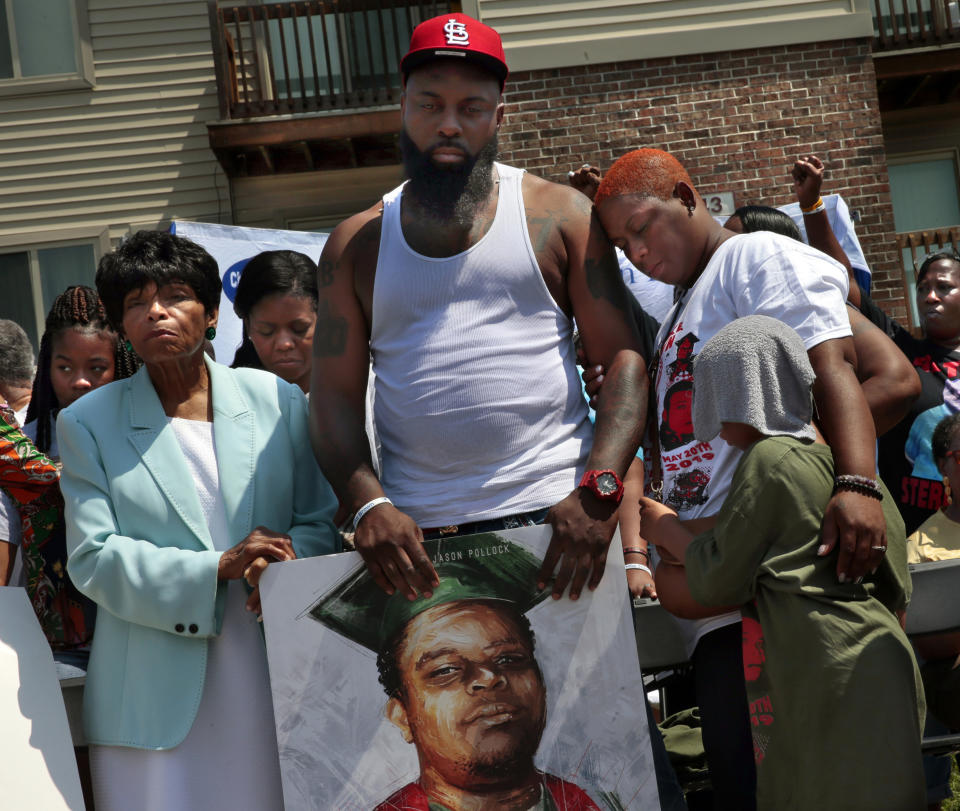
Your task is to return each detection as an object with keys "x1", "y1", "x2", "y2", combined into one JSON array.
[
  {"x1": 625, "y1": 563, "x2": 652, "y2": 576},
  {"x1": 353, "y1": 496, "x2": 393, "y2": 530}
]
